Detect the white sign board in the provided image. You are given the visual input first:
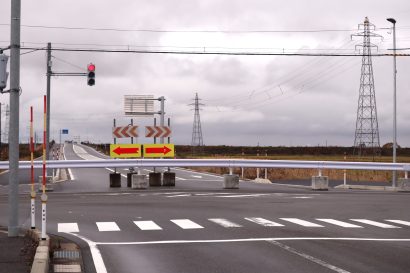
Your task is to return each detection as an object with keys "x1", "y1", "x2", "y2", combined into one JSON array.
[{"x1": 124, "y1": 95, "x2": 155, "y2": 116}]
